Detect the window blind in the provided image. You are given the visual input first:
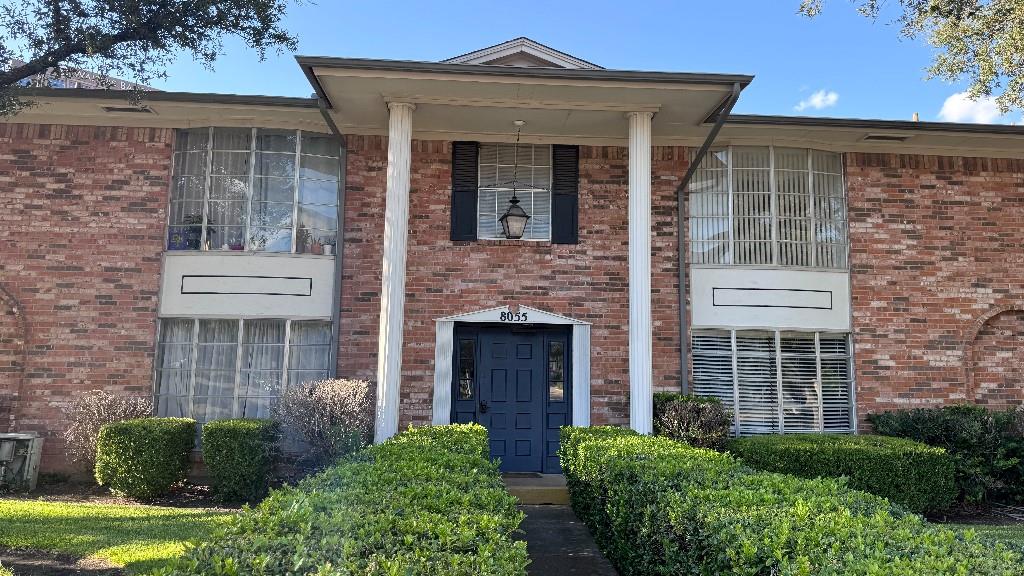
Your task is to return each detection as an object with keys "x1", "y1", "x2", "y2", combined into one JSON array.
[{"x1": 691, "y1": 329, "x2": 854, "y2": 434}]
